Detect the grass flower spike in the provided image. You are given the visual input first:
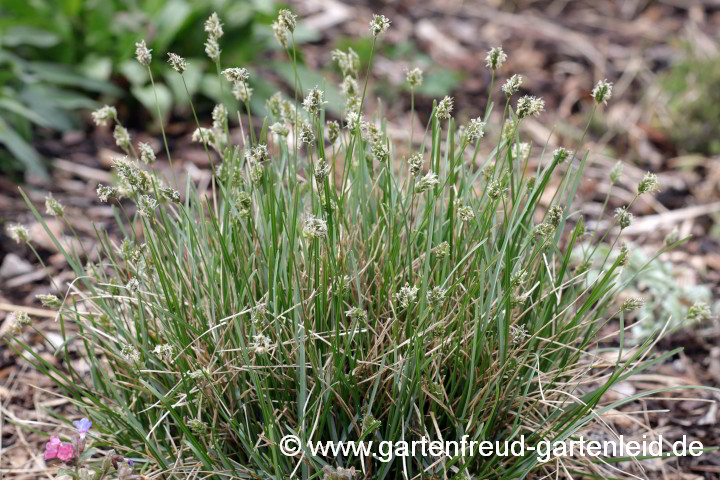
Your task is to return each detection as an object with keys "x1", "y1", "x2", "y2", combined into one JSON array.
[
  {"x1": 222, "y1": 67, "x2": 249, "y2": 83},
  {"x1": 303, "y1": 216, "x2": 328, "y2": 238},
  {"x1": 637, "y1": 172, "x2": 660, "y2": 195},
  {"x1": 502, "y1": 74, "x2": 522, "y2": 97},
  {"x1": 91, "y1": 105, "x2": 117, "y2": 126},
  {"x1": 44, "y1": 193, "x2": 64, "y2": 217},
  {"x1": 167, "y1": 52, "x2": 186, "y2": 73},
  {"x1": 277, "y1": 9, "x2": 297, "y2": 33},
  {"x1": 406, "y1": 67, "x2": 423, "y2": 88},
  {"x1": 204, "y1": 12, "x2": 224, "y2": 38},
  {"x1": 516, "y1": 95, "x2": 545, "y2": 118},
  {"x1": 435, "y1": 96, "x2": 454, "y2": 120},
  {"x1": 486, "y1": 47, "x2": 507, "y2": 70},
  {"x1": 135, "y1": 40, "x2": 151, "y2": 66},
  {"x1": 370, "y1": 14, "x2": 391, "y2": 36},
  {"x1": 592, "y1": 79, "x2": 613, "y2": 105},
  {"x1": 7, "y1": 224, "x2": 29, "y2": 244}
]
